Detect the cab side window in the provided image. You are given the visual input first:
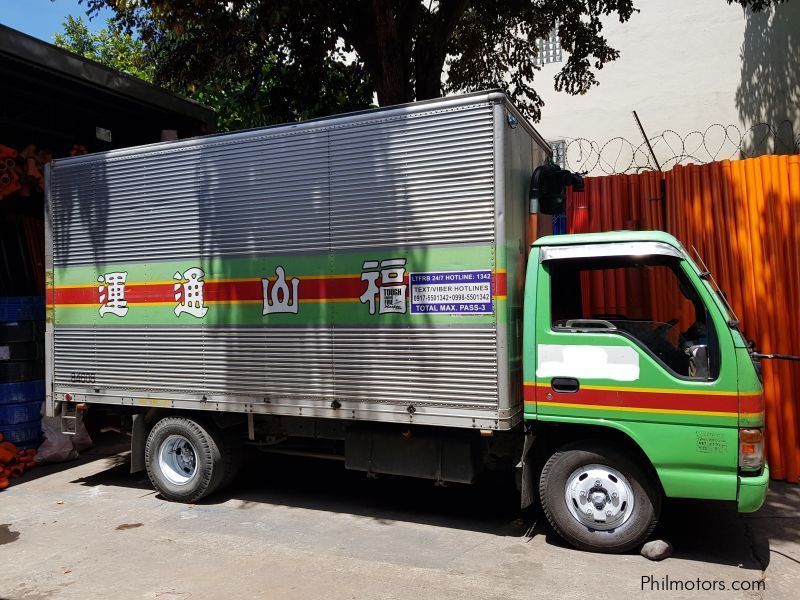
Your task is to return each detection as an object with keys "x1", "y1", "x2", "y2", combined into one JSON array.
[{"x1": 549, "y1": 256, "x2": 719, "y2": 380}]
